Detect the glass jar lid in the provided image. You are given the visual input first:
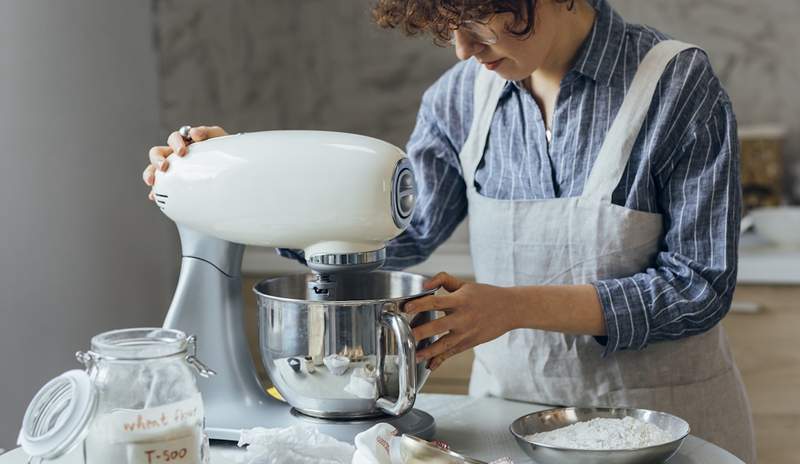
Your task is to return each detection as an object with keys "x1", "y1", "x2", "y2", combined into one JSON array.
[
  {"x1": 81, "y1": 328, "x2": 215, "y2": 376},
  {"x1": 17, "y1": 370, "x2": 97, "y2": 460},
  {"x1": 90, "y1": 327, "x2": 188, "y2": 360}
]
